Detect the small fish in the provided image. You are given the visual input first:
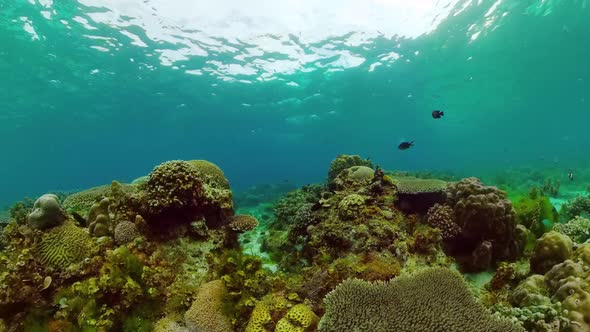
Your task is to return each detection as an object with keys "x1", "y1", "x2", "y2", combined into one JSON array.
[
  {"x1": 568, "y1": 171, "x2": 574, "y2": 181},
  {"x1": 398, "y1": 141, "x2": 414, "y2": 150},
  {"x1": 432, "y1": 110, "x2": 444, "y2": 119}
]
